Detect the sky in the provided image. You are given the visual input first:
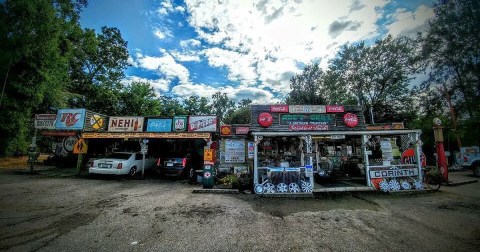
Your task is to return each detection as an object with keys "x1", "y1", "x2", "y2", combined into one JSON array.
[{"x1": 80, "y1": 0, "x2": 435, "y2": 104}]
